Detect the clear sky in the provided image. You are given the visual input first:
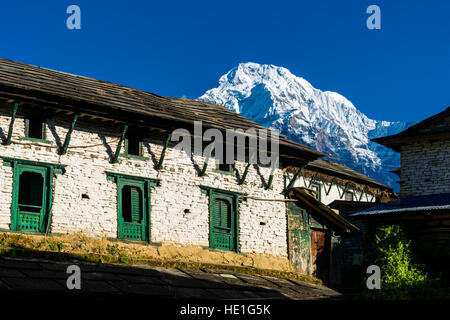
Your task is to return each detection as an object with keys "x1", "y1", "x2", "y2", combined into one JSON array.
[{"x1": 0, "y1": 0, "x2": 449, "y2": 122}]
